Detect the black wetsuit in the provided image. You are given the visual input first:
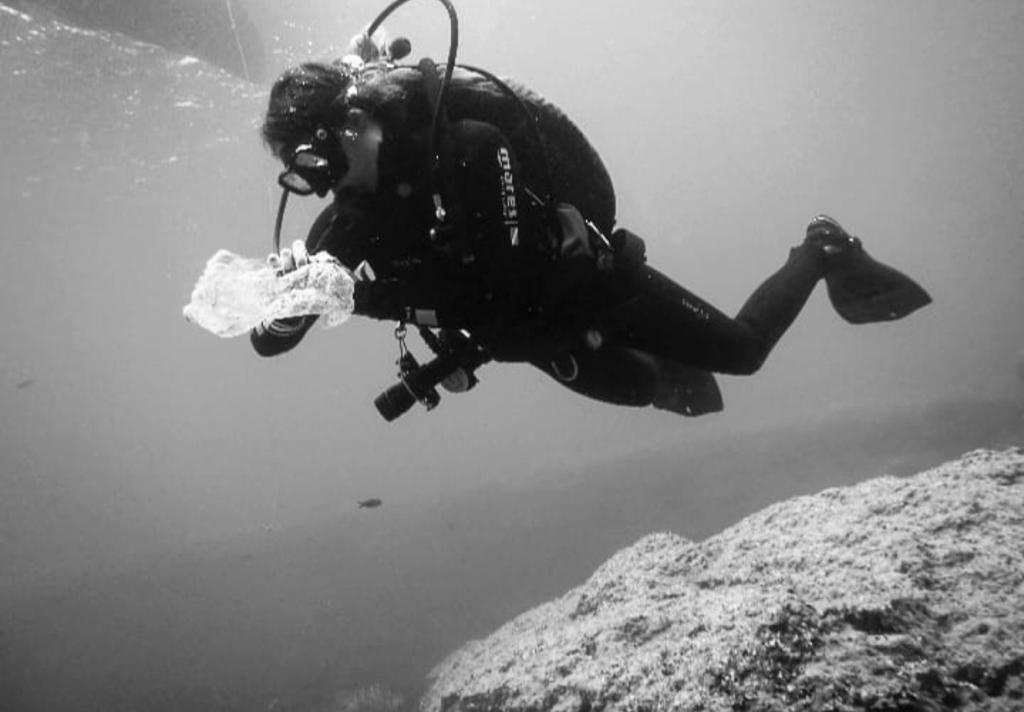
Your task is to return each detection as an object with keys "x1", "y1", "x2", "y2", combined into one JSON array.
[
  {"x1": 252, "y1": 75, "x2": 828, "y2": 413},
  {"x1": 253, "y1": 119, "x2": 564, "y2": 355}
]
